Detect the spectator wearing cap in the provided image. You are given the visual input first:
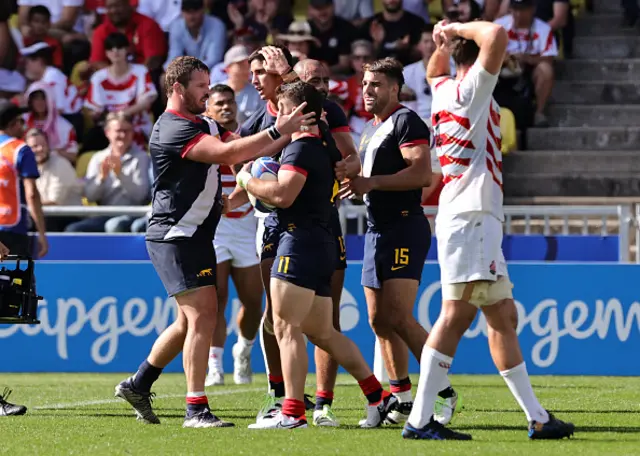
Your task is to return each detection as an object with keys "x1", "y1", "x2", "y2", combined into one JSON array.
[
  {"x1": 90, "y1": 0, "x2": 167, "y2": 74},
  {"x1": 24, "y1": 83, "x2": 79, "y2": 163},
  {"x1": 0, "y1": 100, "x2": 47, "y2": 258},
  {"x1": 137, "y1": 0, "x2": 182, "y2": 33},
  {"x1": 220, "y1": 45, "x2": 264, "y2": 124},
  {"x1": 278, "y1": 21, "x2": 321, "y2": 63},
  {"x1": 21, "y1": 5, "x2": 64, "y2": 69},
  {"x1": 361, "y1": 0, "x2": 425, "y2": 66},
  {"x1": 495, "y1": 0, "x2": 558, "y2": 127},
  {"x1": 307, "y1": 0, "x2": 358, "y2": 76},
  {"x1": 165, "y1": 0, "x2": 227, "y2": 70},
  {"x1": 22, "y1": 43, "x2": 83, "y2": 117},
  {"x1": 18, "y1": 0, "x2": 84, "y2": 38},
  {"x1": 402, "y1": 25, "x2": 436, "y2": 121},
  {"x1": 25, "y1": 128, "x2": 82, "y2": 232},
  {"x1": 333, "y1": 0, "x2": 374, "y2": 27},
  {"x1": 84, "y1": 32, "x2": 158, "y2": 153}
]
